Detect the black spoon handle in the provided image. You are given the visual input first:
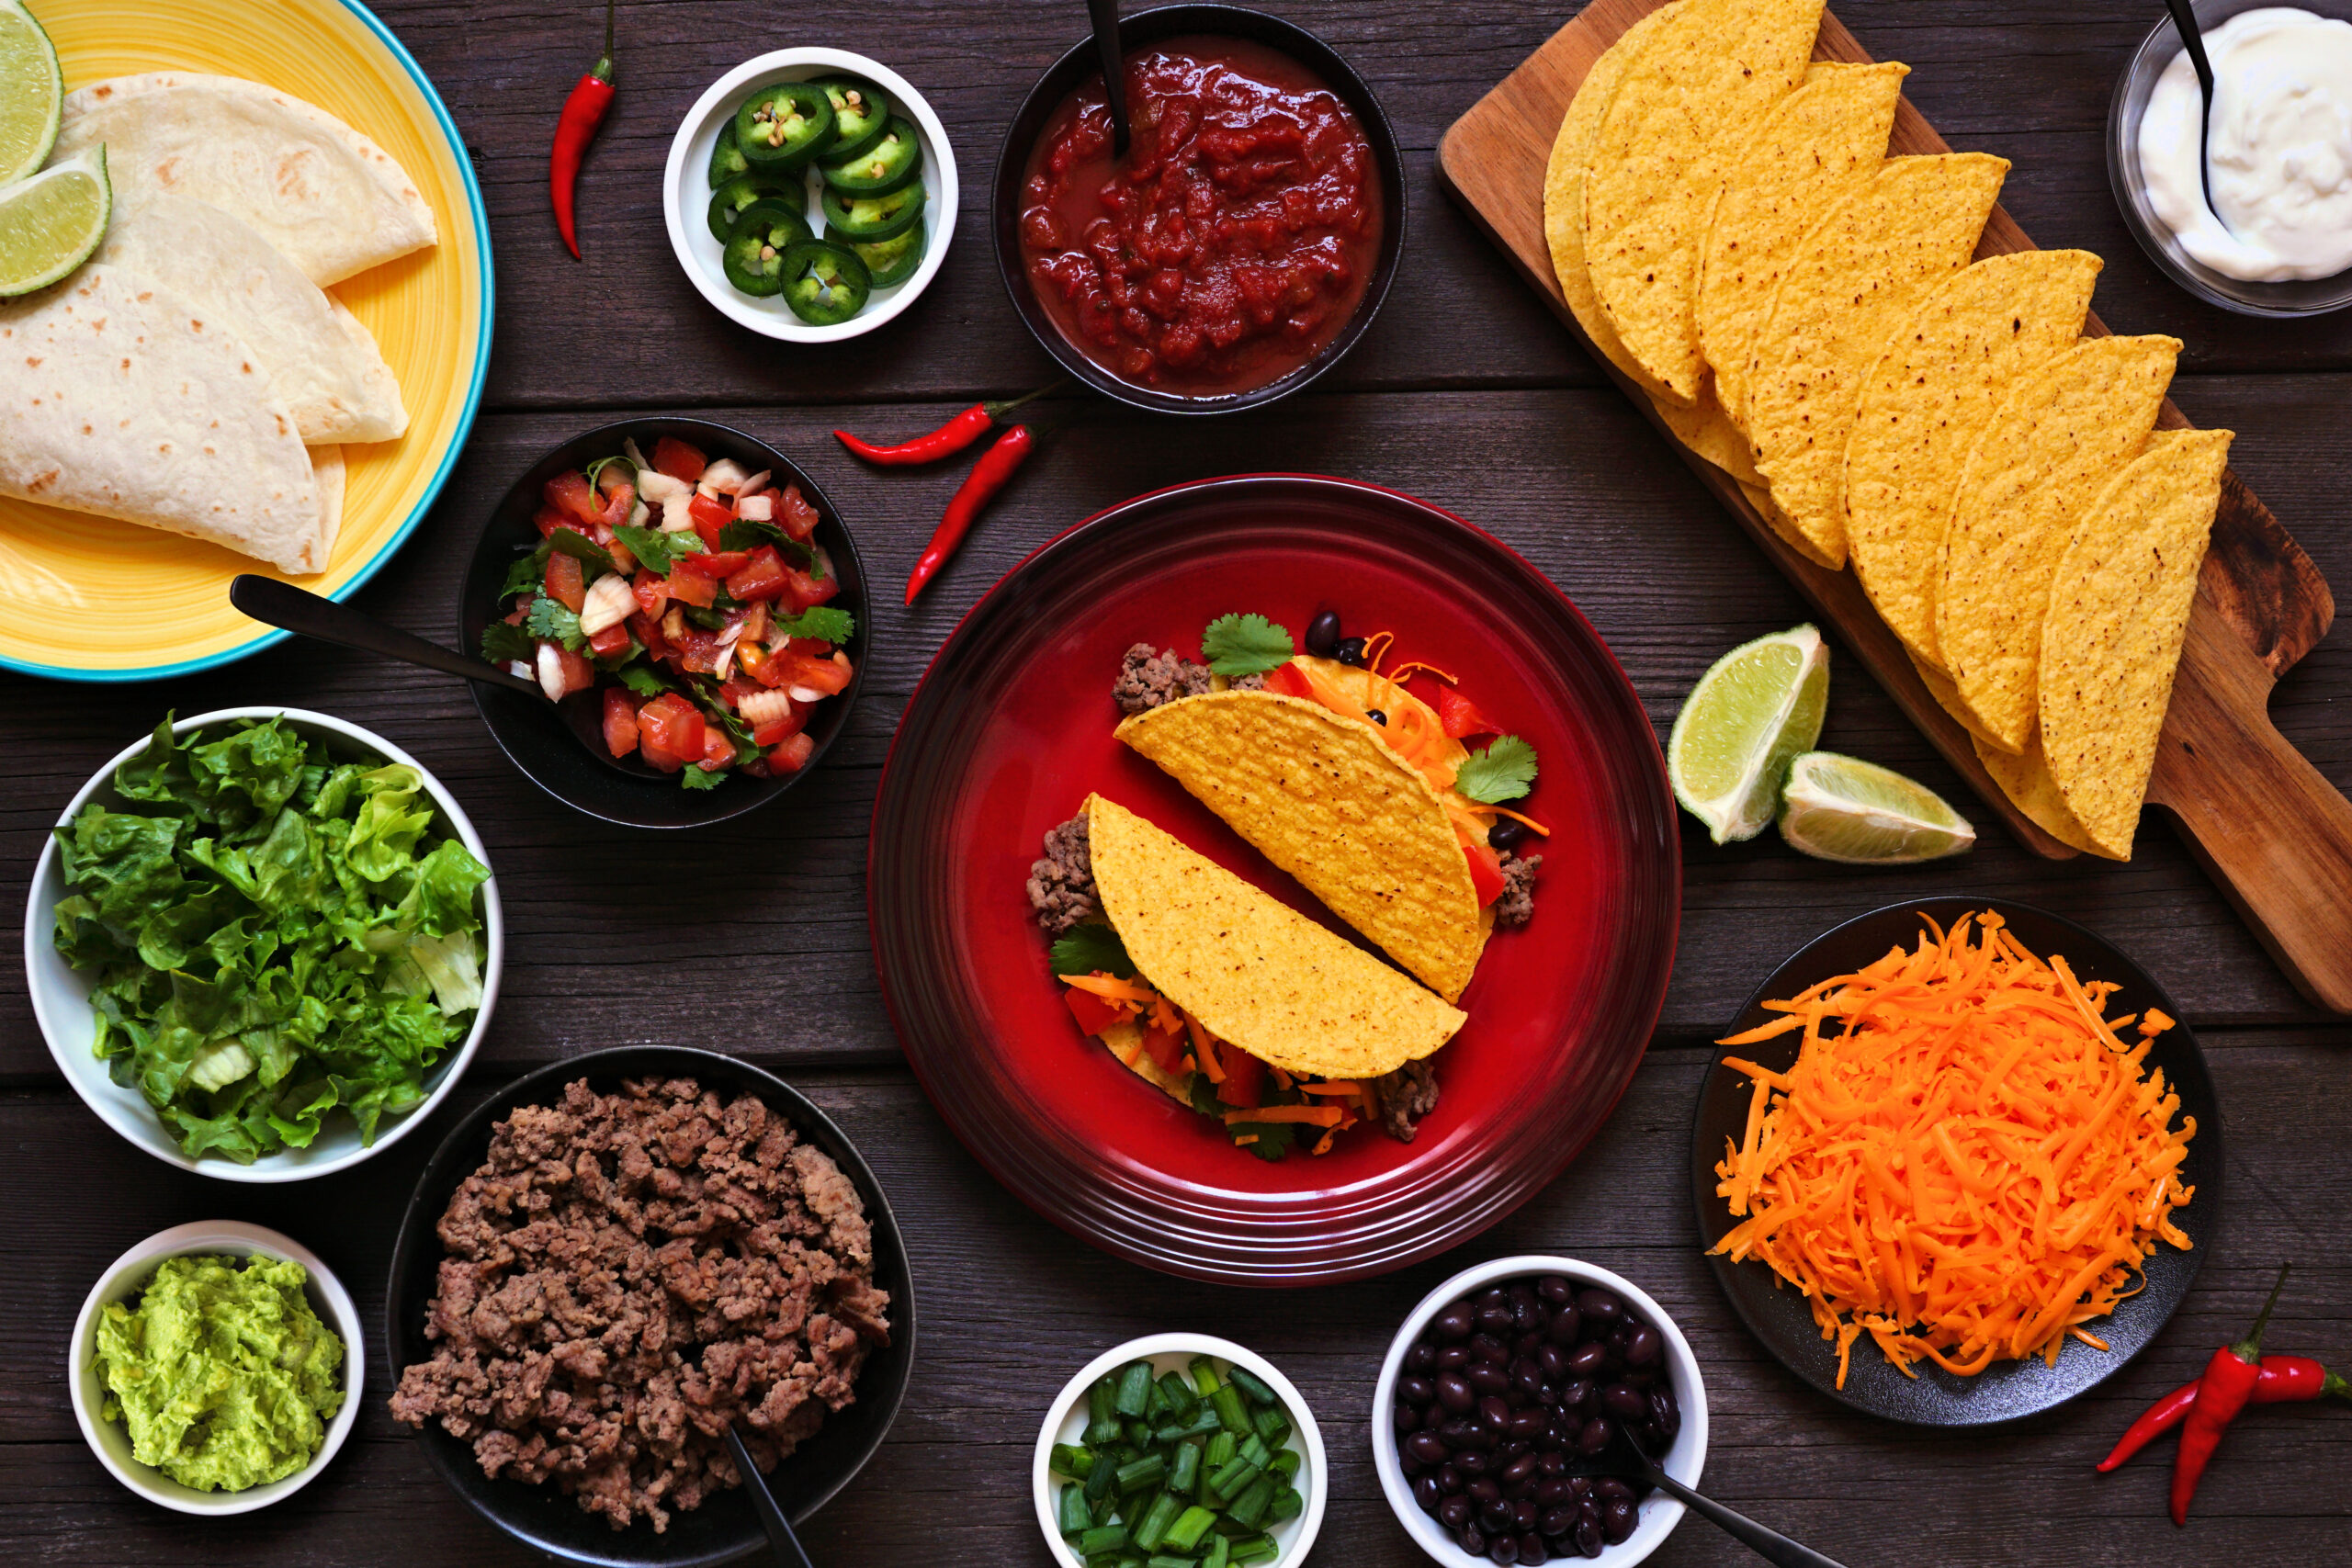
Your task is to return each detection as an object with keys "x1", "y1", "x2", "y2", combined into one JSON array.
[
  {"x1": 230, "y1": 575, "x2": 542, "y2": 698},
  {"x1": 1087, "y1": 0, "x2": 1130, "y2": 154},
  {"x1": 1639, "y1": 1464, "x2": 1850, "y2": 1568},
  {"x1": 2161, "y1": 0, "x2": 2223, "y2": 218},
  {"x1": 724, "y1": 1424, "x2": 817, "y2": 1568}
]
